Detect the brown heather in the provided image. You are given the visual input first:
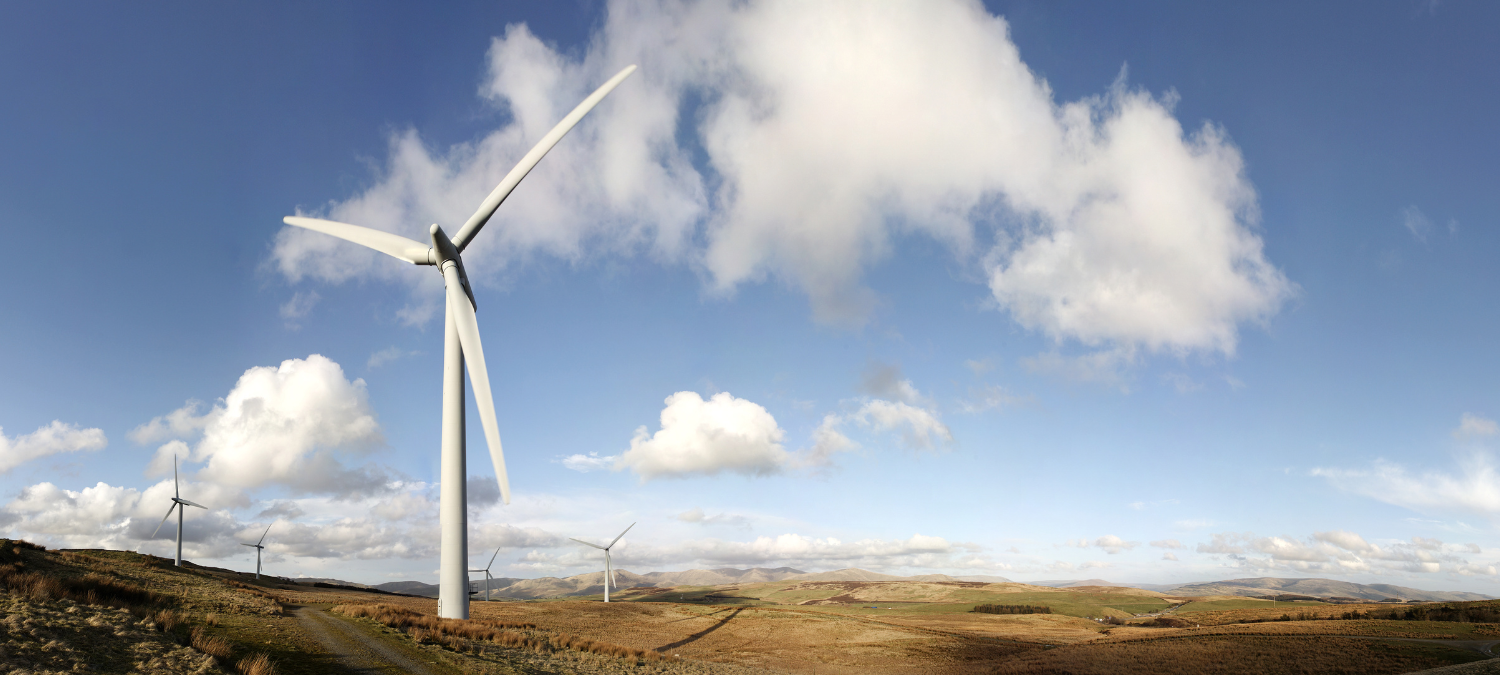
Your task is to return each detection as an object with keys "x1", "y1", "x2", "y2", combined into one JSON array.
[{"x1": 333, "y1": 601, "x2": 669, "y2": 662}]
